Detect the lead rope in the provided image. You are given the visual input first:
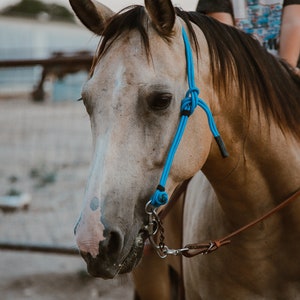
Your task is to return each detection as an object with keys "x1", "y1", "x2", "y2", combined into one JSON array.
[
  {"x1": 149, "y1": 27, "x2": 228, "y2": 209},
  {"x1": 182, "y1": 188, "x2": 300, "y2": 257},
  {"x1": 146, "y1": 185, "x2": 300, "y2": 258}
]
